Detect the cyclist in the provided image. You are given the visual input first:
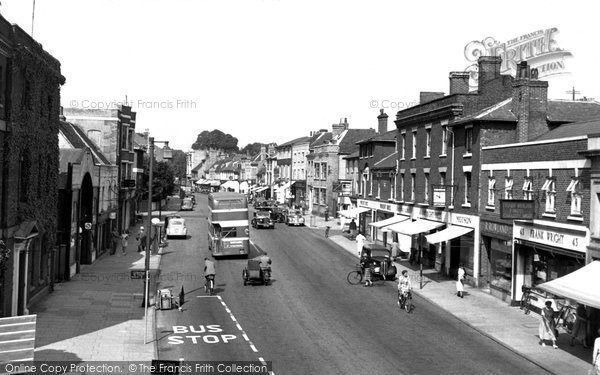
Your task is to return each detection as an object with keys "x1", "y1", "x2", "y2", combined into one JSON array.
[
  {"x1": 204, "y1": 257, "x2": 216, "y2": 292},
  {"x1": 397, "y1": 270, "x2": 412, "y2": 307}
]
